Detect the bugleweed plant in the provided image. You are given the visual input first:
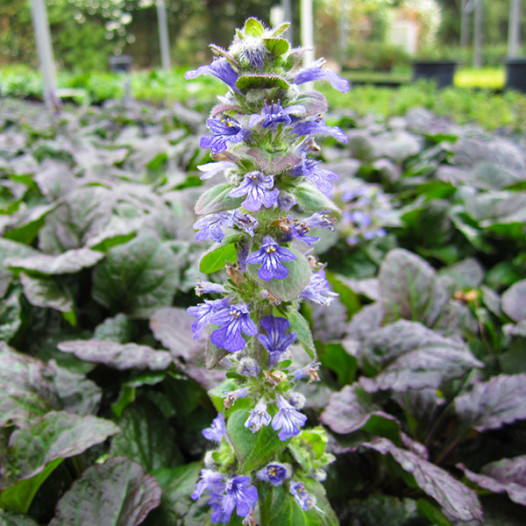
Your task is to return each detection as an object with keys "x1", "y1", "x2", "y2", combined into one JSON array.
[{"x1": 184, "y1": 18, "x2": 348, "y2": 524}]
